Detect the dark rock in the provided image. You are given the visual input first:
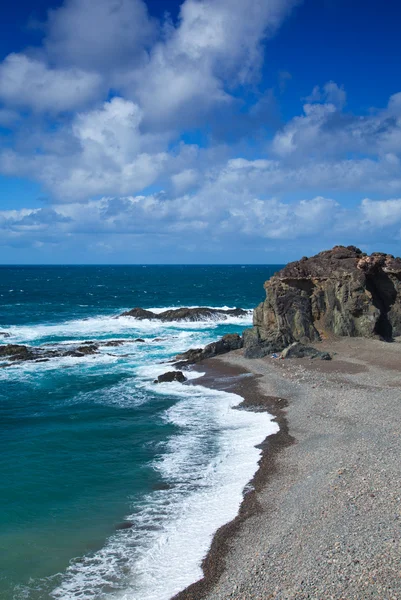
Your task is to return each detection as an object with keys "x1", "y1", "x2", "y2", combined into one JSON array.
[
  {"x1": 120, "y1": 307, "x2": 156, "y2": 319},
  {"x1": 243, "y1": 245, "x2": 401, "y2": 358},
  {"x1": 134, "y1": 338, "x2": 145, "y2": 343},
  {"x1": 174, "y1": 333, "x2": 243, "y2": 366},
  {"x1": 115, "y1": 521, "x2": 134, "y2": 530},
  {"x1": 155, "y1": 371, "x2": 188, "y2": 384},
  {"x1": 101, "y1": 340, "x2": 126, "y2": 347},
  {"x1": 0, "y1": 332, "x2": 10, "y2": 338},
  {"x1": 0, "y1": 342, "x2": 101, "y2": 363},
  {"x1": 157, "y1": 307, "x2": 247, "y2": 322},
  {"x1": 0, "y1": 344, "x2": 35, "y2": 361},
  {"x1": 75, "y1": 344, "x2": 98, "y2": 355},
  {"x1": 120, "y1": 306, "x2": 248, "y2": 322},
  {"x1": 281, "y1": 342, "x2": 331, "y2": 360}
]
